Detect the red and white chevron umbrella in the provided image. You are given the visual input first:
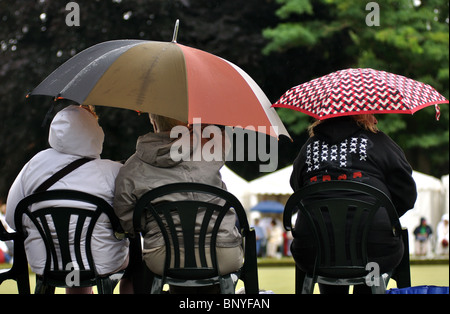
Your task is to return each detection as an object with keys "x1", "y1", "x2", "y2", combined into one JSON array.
[{"x1": 273, "y1": 68, "x2": 448, "y2": 120}]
